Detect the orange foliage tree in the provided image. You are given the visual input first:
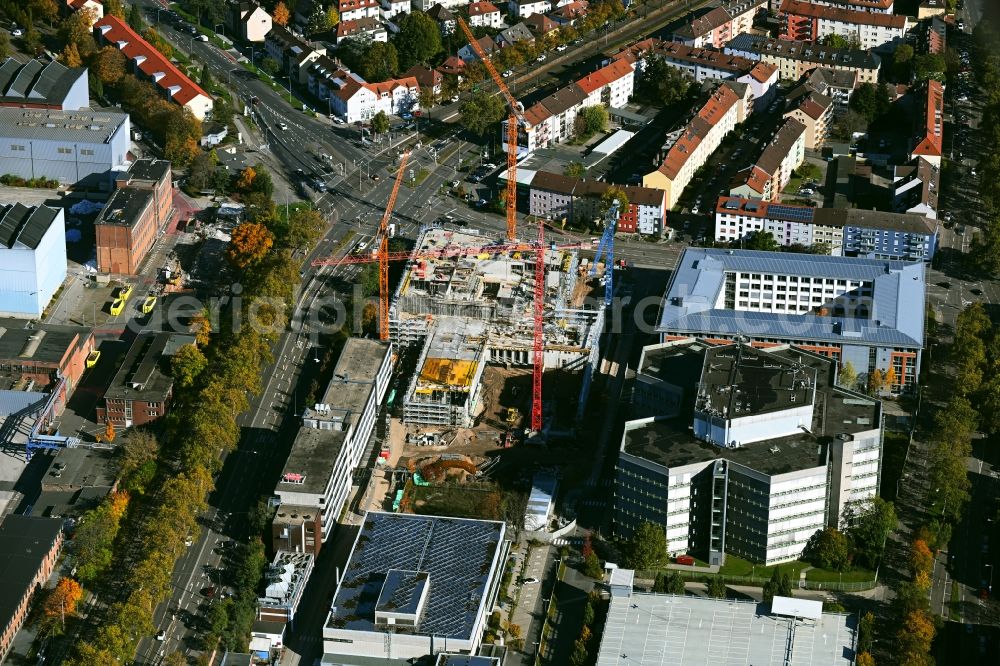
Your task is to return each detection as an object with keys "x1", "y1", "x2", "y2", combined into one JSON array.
[
  {"x1": 236, "y1": 166, "x2": 257, "y2": 192},
  {"x1": 39, "y1": 577, "x2": 83, "y2": 635},
  {"x1": 227, "y1": 222, "x2": 274, "y2": 269},
  {"x1": 104, "y1": 420, "x2": 116, "y2": 443},
  {"x1": 855, "y1": 652, "x2": 875, "y2": 666},
  {"x1": 191, "y1": 312, "x2": 212, "y2": 347},
  {"x1": 272, "y1": 1, "x2": 290, "y2": 26},
  {"x1": 897, "y1": 609, "x2": 935, "y2": 657},
  {"x1": 909, "y1": 538, "x2": 933, "y2": 577}
]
